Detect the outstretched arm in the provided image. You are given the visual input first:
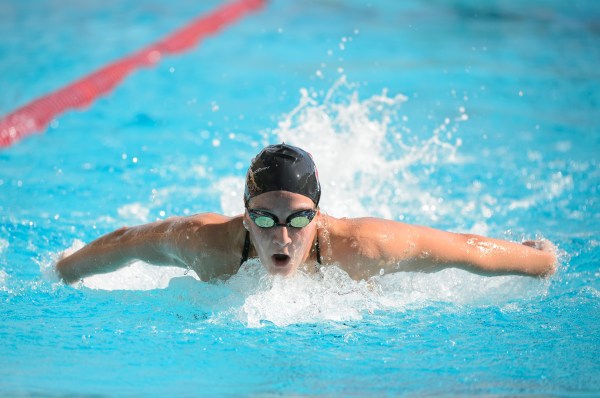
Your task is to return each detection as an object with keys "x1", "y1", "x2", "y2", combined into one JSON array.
[
  {"x1": 407, "y1": 225, "x2": 557, "y2": 276},
  {"x1": 56, "y1": 218, "x2": 188, "y2": 284},
  {"x1": 339, "y1": 218, "x2": 557, "y2": 278}
]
